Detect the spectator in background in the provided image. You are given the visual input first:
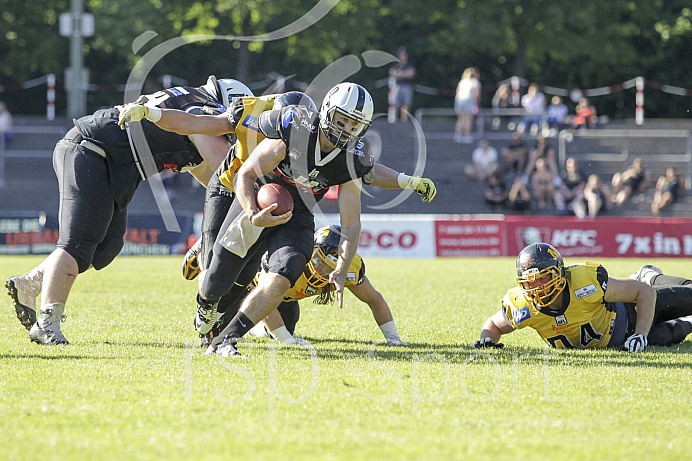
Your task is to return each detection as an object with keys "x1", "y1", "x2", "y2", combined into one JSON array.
[
  {"x1": 530, "y1": 158, "x2": 556, "y2": 209},
  {"x1": 651, "y1": 167, "x2": 685, "y2": 215},
  {"x1": 485, "y1": 172, "x2": 508, "y2": 211},
  {"x1": 390, "y1": 46, "x2": 416, "y2": 122},
  {"x1": 0, "y1": 101, "x2": 13, "y2": 147},
  {"x1": 518, "y1": 84, "x2": 546, "y2": 136},
  {"x1": 611, "y1": 157, "x2": 650, "y2": 206},
  {"x1": 491, "y1": 83, "x2": 518, "y2": 131},
  {"x1": 501, "y1": 133, "x2": 529, "y2": 181},
  {"x1": 454, "y1": 67, "x2": 481, "y2": 143},
  {"x1": 571, "y1": 97, "x2": 596, "y2": 130},
  {"x1": 507, "y1": 176, "x2": 532, "y2": 213},
  {"x1": 464, "y1": 139, "x2": 498, "y2": 181},
  {"x1": 554, "y1": 157, "x2": 586, "y2": 217},
  {"x1": 524, "y1": 136, "x2": 558, "y2": 179},
  {"x1": 582, "y1": 174, "x2": 612, "y2": 218},
  {"x1": 544, "y1": 96, "x2": 568, "y2": 135}
]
